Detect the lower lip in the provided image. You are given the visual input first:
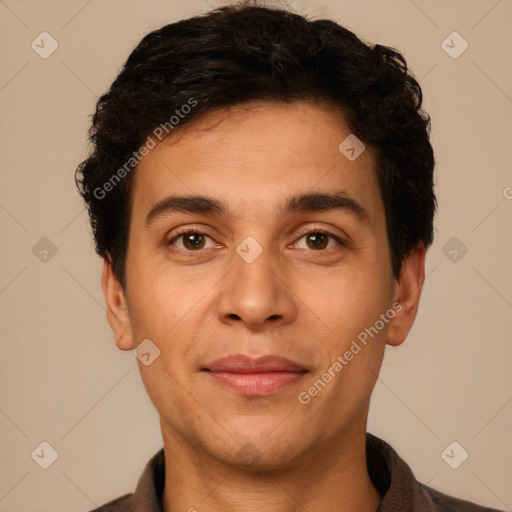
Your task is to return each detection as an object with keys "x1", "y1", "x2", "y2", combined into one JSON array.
[{"x1": 207, "y1": 371, "x2": 306, "y2": 396}]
